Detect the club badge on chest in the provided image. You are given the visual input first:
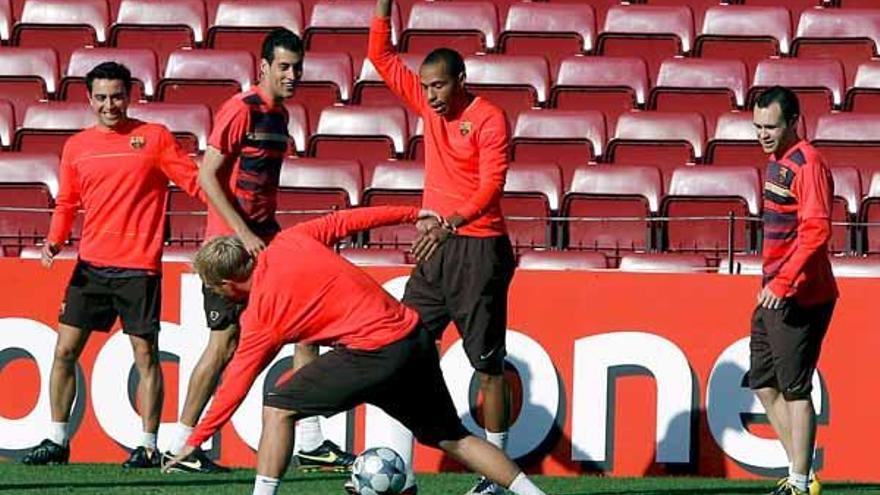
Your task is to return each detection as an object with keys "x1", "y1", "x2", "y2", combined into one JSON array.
[
  {"x1": 459, "y1": 121, "x2": 472, "y2": 137},
  {"x1": 130, "y1": 136, "x2": 146, "y2": 149}
]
